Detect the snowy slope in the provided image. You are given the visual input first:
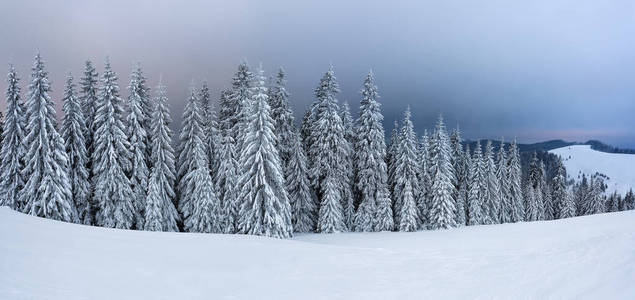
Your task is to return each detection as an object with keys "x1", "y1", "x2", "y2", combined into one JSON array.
[
  {"x1": 1, "y1": 207, "x2": 634, "y2": 299},
  {"x1": 550, "y1": 145, "x2": 635, "y2": 195}
]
